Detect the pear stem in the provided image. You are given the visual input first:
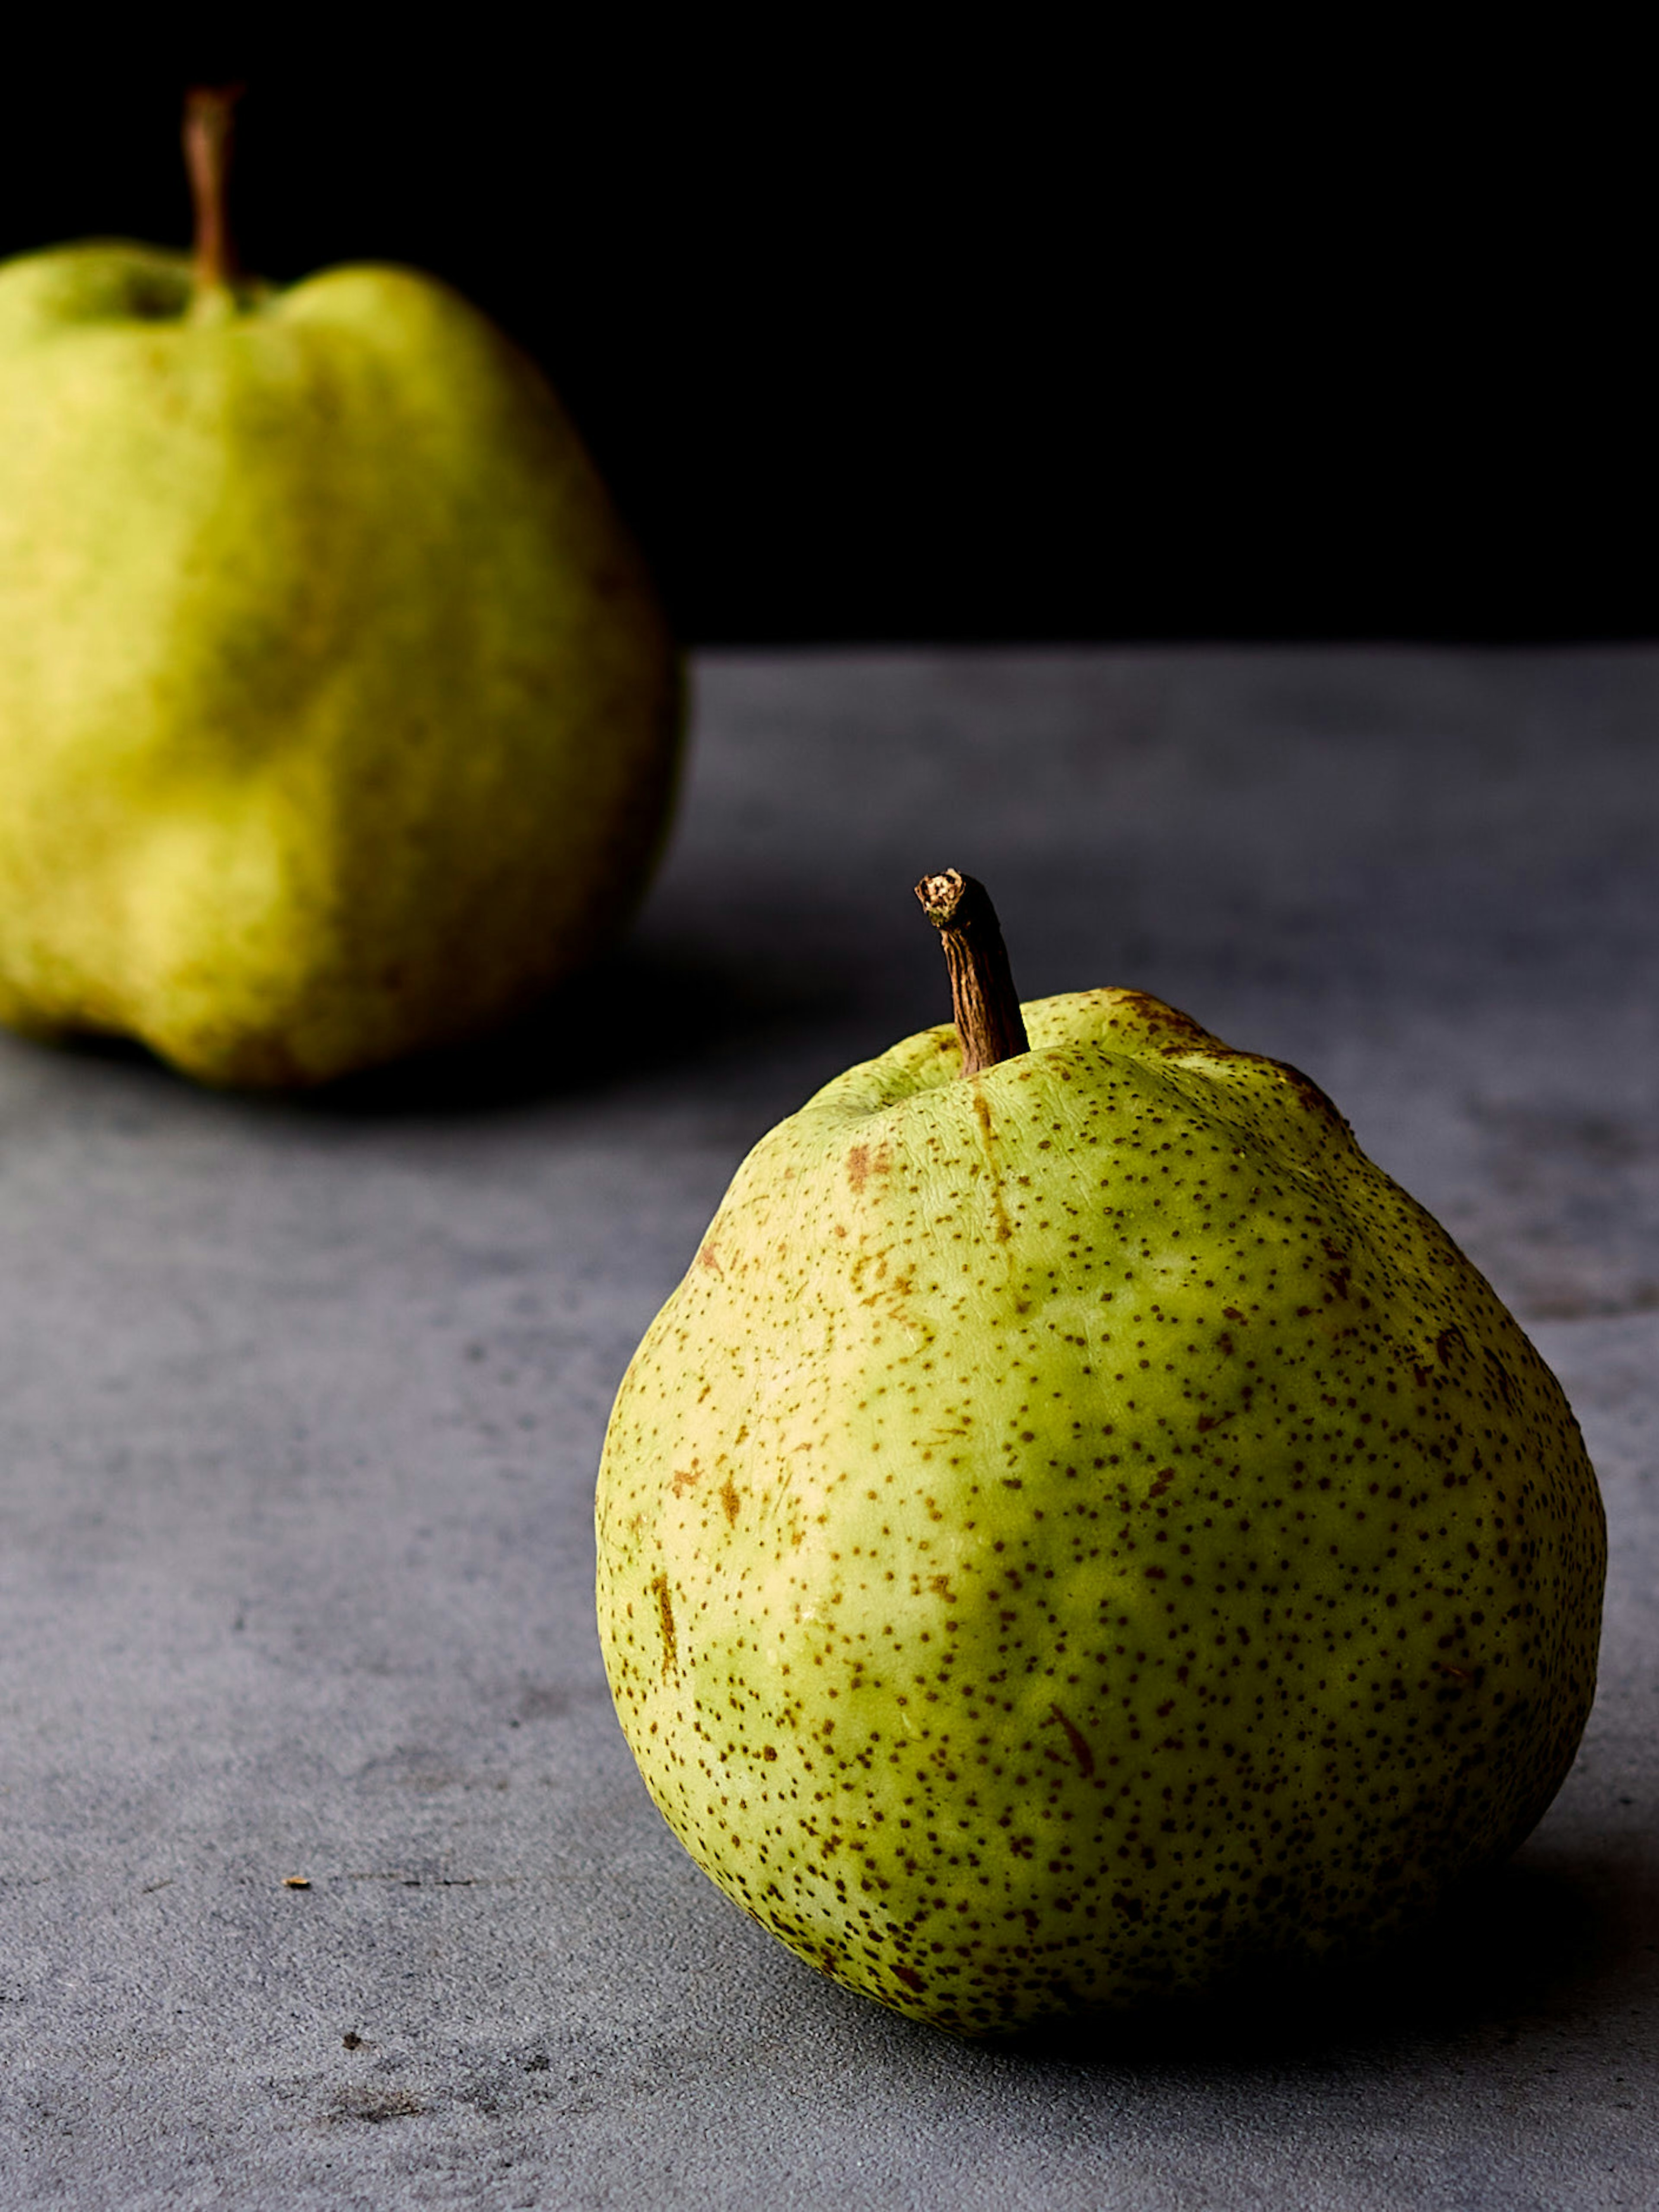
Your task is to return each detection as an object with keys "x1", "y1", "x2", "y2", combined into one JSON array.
[
  {"x1": 914, "y1": 870, "x2": 1030, "y2": 1076},
  {"x1": 184, "y1": 85, "x2": 242, "y2": 298}
]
